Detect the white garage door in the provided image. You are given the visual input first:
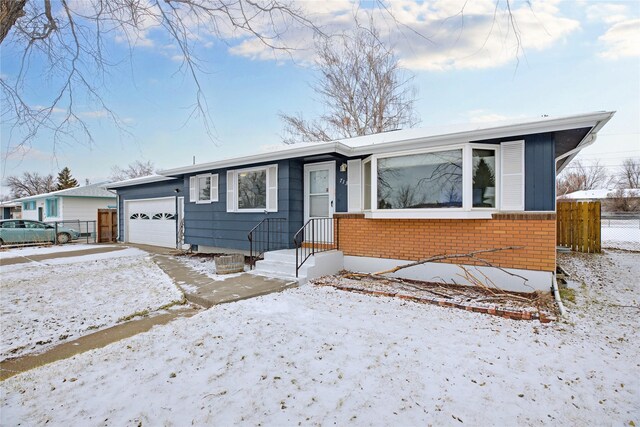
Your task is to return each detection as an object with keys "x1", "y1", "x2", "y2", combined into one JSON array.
[{"x1": 125, "y1": 197, "x2": 176, "y2": 248}]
